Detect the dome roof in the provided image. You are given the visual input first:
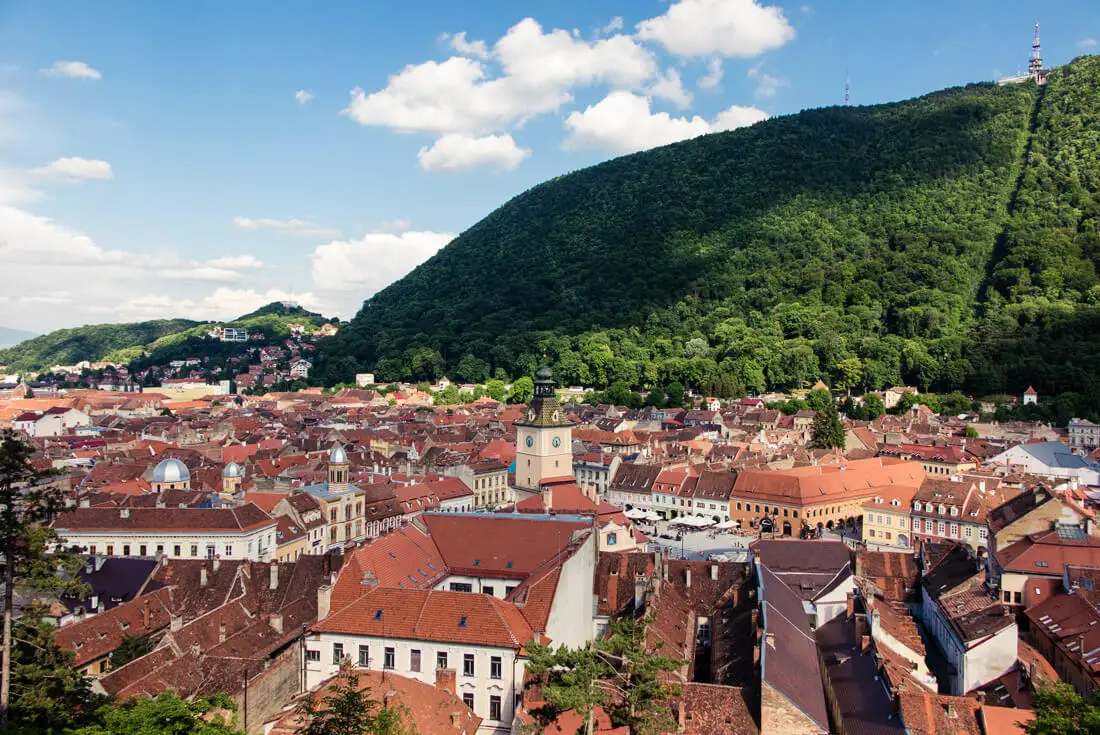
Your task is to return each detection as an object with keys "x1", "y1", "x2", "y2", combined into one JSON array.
[
  {"x1": 329, "y1": 445, "x2": 348, "y2": 465},
  {"x1": 535, "y1": 364, "x2": 554, "y2": 382},
  {"x1": 151, "y1": 457, "x2": 190, "y2": 484},
  {"x1": 223, "y1": 462, "x2": 243, "y2": 478}
]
